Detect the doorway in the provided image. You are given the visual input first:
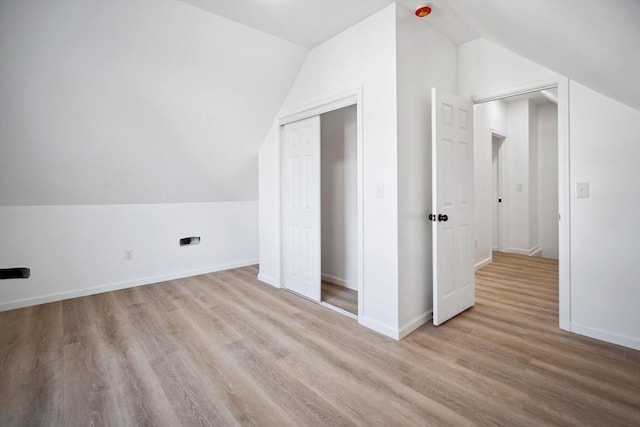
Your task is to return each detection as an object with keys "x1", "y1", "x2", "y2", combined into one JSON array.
[
  {"x1": 474, "y1": 87, "x2": 562, "y2": 326},
  {"x1": 491, "y1": 133, "x2": 506, "y2": 253},
  {"x1": 483, "y1": 91, "x2": 559, "y2": 260},
  {"x1": 280, "y1": 90, "x2": 363, "y2": 321},
  {"x1": 320, "y1": 105, "x2": 358, "y2": 317}
]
